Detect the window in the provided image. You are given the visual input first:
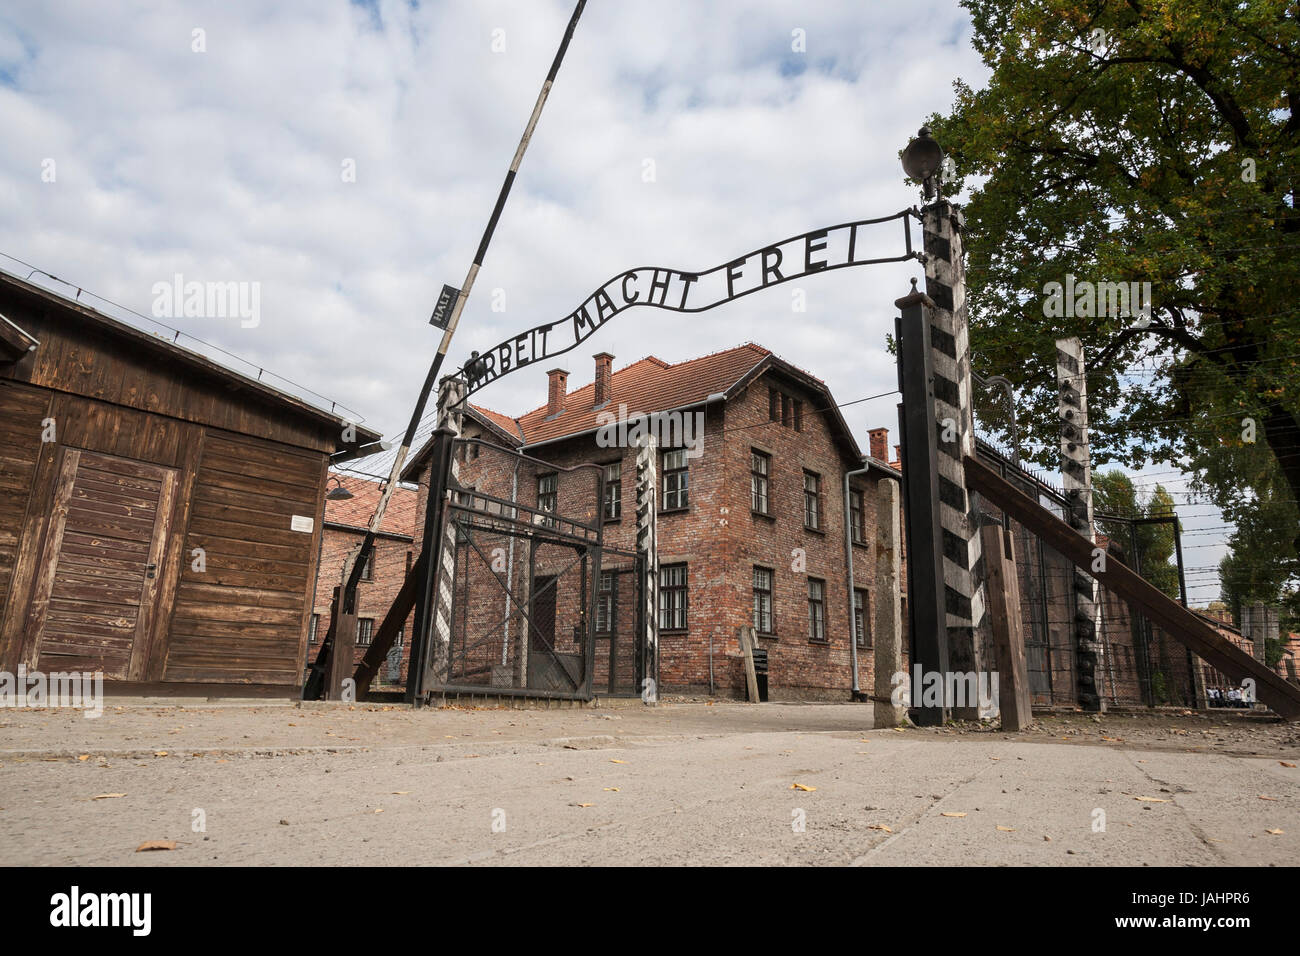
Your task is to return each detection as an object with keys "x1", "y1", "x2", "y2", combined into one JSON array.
[
  {"x1": 394, "y1": 628, "x2": 404, "y2": 647},
  {"x1": 359, "y1": 551, "x2": 373, "y2": 581},
  {"x1": 807, "y1": 580, "x2": 826, "y2": 642},
  {"x1": 803, "y1": 471, "x2": 821, "y2": 530},
  {"x1": 768, "y1": 387, "x2": 779, "y2": 421},
  {"x1": 596, "y1": 571, "x2": 614, "y2": 633},
  {"x1": 751, "y1": 451, "x2": 770, "y2": 514},
  {"x1": 603, "y1": 462, "x2": 622, "y2": 521},
  {"x1": 537, "y1": 473, "x2": 557, "y2": 525},
  {"x1": 792, "y1": 399, "x2": 803, "y2": 431},
  {"x1": 659, "y1": 563, "x2": 688, "y2": 630},
  {"x1": 662, "y1": 449, "x2": 689, "y2": 510},
  {"x1": 753, "y1": 567, "x2": 773, "y2": 635},
  {"x1": 309, "y1": 613, "x2": 320, "y2": 643},
  {"x1": 854, "y1": 589, "x2": 870, "y2": 648},
  {"x1": 850, "y1": 489, "x2": 865, "y2": 545},
  {"x1": 781, "y1": 393, "x2": 791, "y2": 426},
  {"x1": 357, "y1": 618, "x2": 375, "y2": 647}
]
